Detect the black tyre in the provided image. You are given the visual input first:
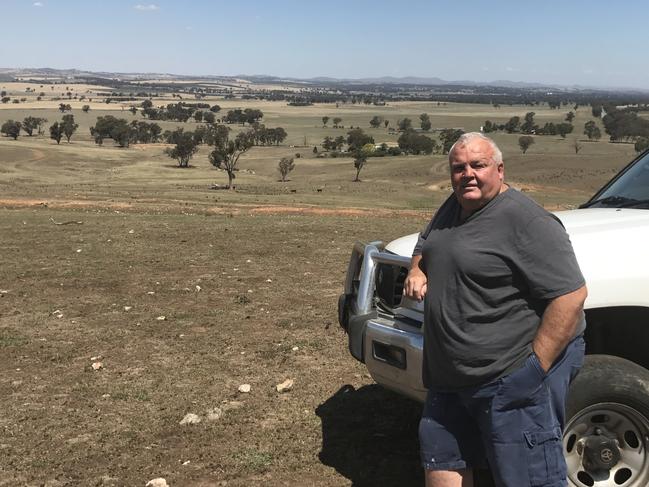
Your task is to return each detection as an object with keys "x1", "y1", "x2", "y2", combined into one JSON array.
[{"x1": 565, "y1": 355, "x2": 649, "y2": 487}]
